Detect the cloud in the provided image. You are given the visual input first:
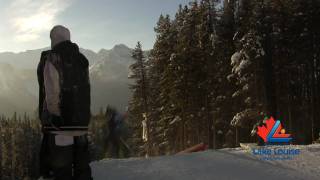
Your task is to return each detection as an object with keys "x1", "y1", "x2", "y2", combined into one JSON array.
[{"x1": 6, "y1": 0, "x2": 74, "y2": 42}]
